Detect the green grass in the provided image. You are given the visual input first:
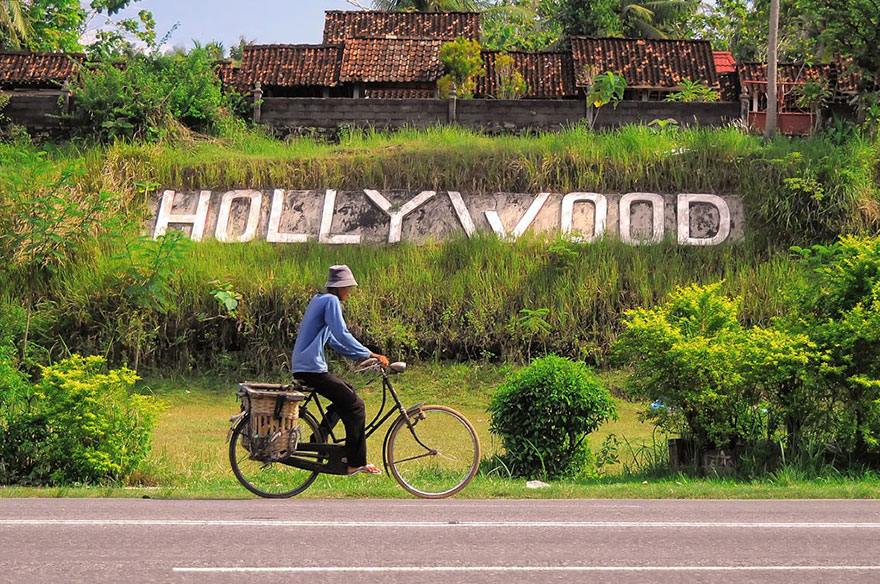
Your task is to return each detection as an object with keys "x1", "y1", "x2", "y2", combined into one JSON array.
[
  {"x1": 4, "y1": 363, "x2": 880, "y2": 500},
  {"x1": 3, "y1": 124, "x2": 878, "y2": 369}
]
